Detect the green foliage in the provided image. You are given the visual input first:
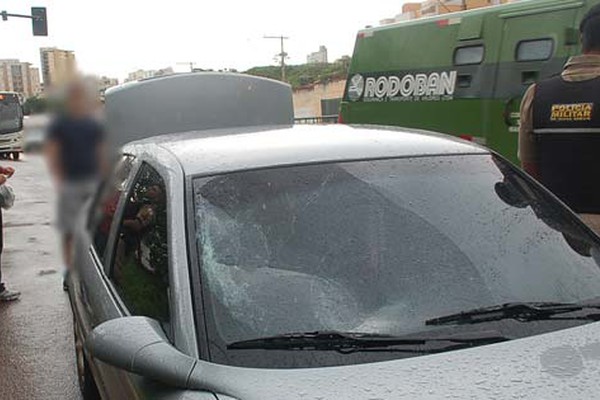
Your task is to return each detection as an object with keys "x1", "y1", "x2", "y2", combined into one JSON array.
[
  {"x1": 115, "y1": 164, "x2": 170, "y2": 323},
  {"x1": 245, "y1": 57, "x2": 351, "y2": 89},
  {"x1": 22, "y1": 96, "x2": 63, "y2": 115},
  {"x1": 22, "y1": 96, "x2": 49, "y2": 115},
  {"x1": 118, "y1": 254, "x2": 170, "y2": 322}
]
